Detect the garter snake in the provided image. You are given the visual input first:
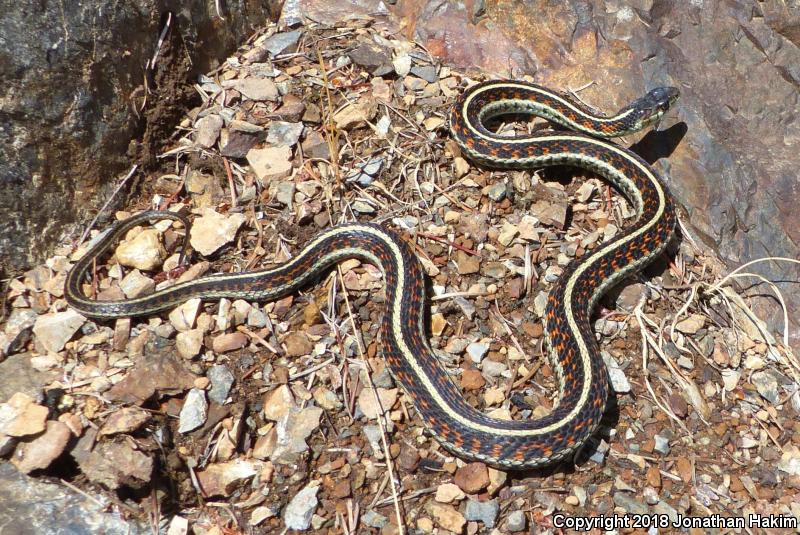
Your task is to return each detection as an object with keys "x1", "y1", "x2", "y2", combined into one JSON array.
[{"x1": 66, "y1": 80, "x2": 679, "y2": 469}]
